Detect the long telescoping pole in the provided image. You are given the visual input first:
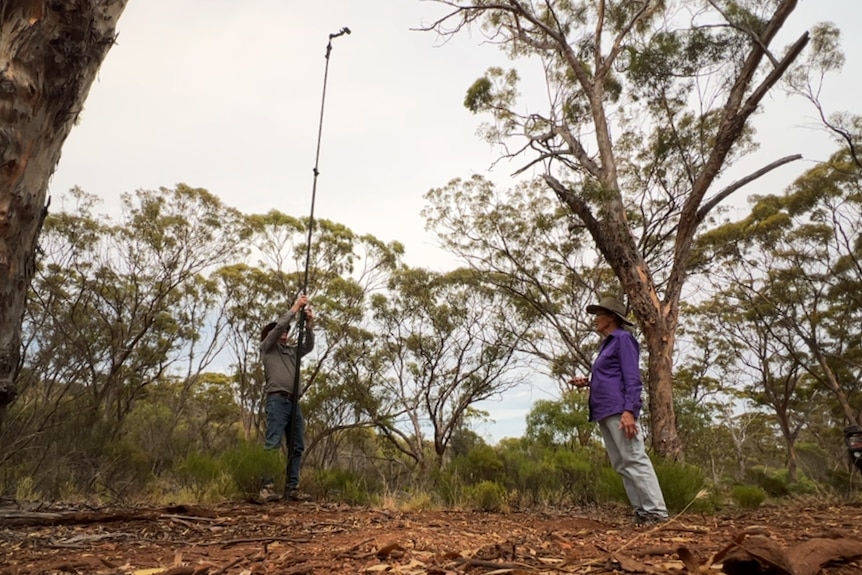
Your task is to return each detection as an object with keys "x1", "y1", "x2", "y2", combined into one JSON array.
[{"x1": 284, "y1": 26, "x2": 351, "y2": 495}]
